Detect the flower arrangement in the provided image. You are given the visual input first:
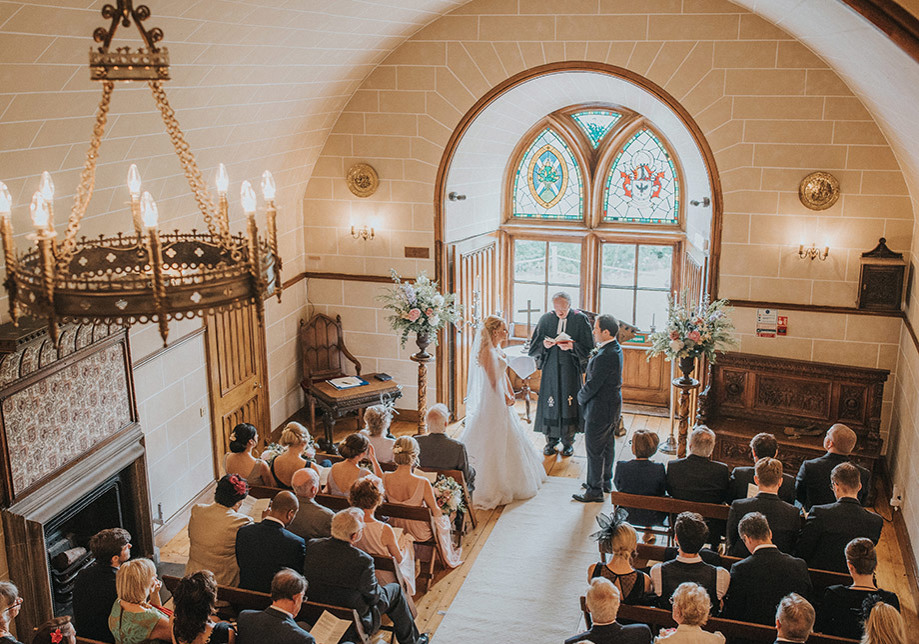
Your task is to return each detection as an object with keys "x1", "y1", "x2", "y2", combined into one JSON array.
[
  {"x1": 433, "y1": 475, "x2": 466, "y2": 515},
  {"x1": 648, "y1": 293, "x2": 737, "y2": 362},
  {"x1": 379, "y1": 270, "x2": 462, "y2": 347}
]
